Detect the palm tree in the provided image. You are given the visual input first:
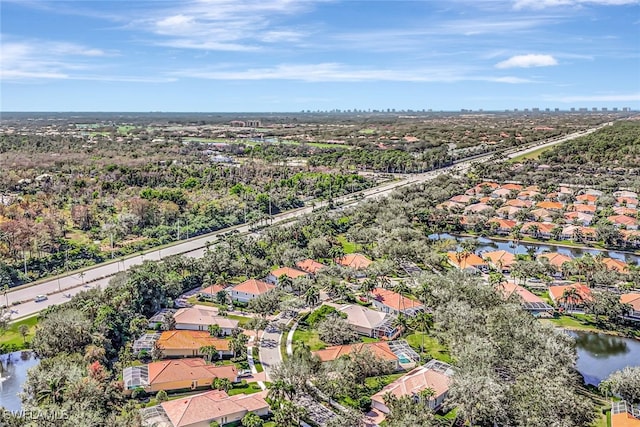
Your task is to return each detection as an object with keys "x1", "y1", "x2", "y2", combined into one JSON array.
[
  {"x1": 267, "y1": 379, "x2": 295, "y2": 402},
  {"x1": 278, "y1": 274, "x2": 293, "y2": 291},
  {"x1": 561, "y1": 288, "x2": 583, "y2": 312},
  {"x1": 208, "y1": 324, "x2": 222, "y2": 337},
  {"x1": 199, "y1": 345, "x2": 220, "y2": 363},
  {"x1": 212, "y1": 377, "x2": 232, "y2": 392},
  {"x1": 304, "y1": 286, "x2": 320, "y2": 307}
]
